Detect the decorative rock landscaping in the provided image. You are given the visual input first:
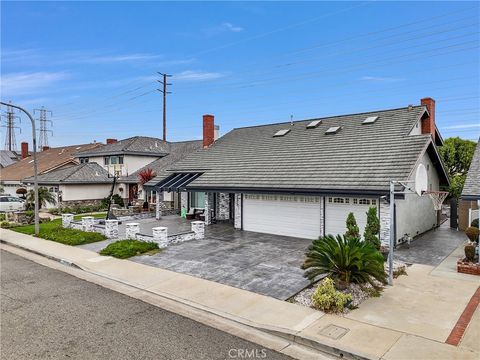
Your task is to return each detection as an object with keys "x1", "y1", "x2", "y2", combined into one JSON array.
[{"x1": 457, "y1": 259, "x2": 480, "y2": 275}]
